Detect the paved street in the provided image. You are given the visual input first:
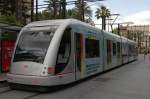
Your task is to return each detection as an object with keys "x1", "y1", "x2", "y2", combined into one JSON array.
[{"x1": 0, "y1": 54, "x2": 150, "y2": 99}]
